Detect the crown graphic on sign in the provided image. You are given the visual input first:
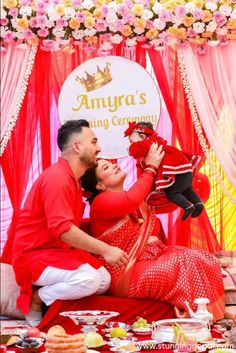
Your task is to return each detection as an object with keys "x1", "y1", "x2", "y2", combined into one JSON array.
[{"x1": 76, "y1": 63, "x2": 112, "y2": 92}]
